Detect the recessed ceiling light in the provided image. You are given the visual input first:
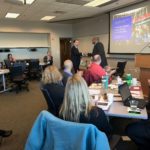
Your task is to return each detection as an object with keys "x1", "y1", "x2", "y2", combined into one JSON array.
[
  {"x1": 17, "y1": 0, "x2": 35, "y2": 4},
  {"x1": 84, "y1": 0, "x2": 111, "y2": 7},
  {"x1": 40, "y1": 16, "x2": 56, "y2": 21},
  {"x1": 25, "y1": 0, "x2": 35, "y2": 4},
  {"x1": 5, "y1": 13, "x2": 20, "y2": 18}
]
